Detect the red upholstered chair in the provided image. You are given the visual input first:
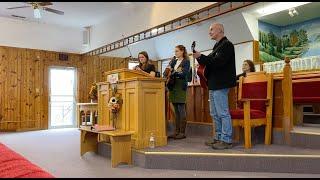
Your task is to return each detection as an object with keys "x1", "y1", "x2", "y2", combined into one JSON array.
[{"x1": 230, "y1": 72, "x2": 273, "y2": 149}]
